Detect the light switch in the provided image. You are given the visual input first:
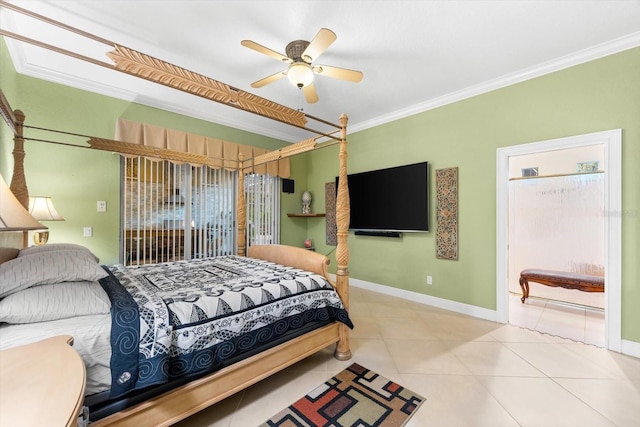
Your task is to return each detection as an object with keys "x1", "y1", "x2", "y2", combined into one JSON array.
[
  {"x1": 83, "y1": 227, "x2": 93, "y2": 237},
  {"x1": 97, "y1": 201, "x2": 107, "y2": 212}
]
